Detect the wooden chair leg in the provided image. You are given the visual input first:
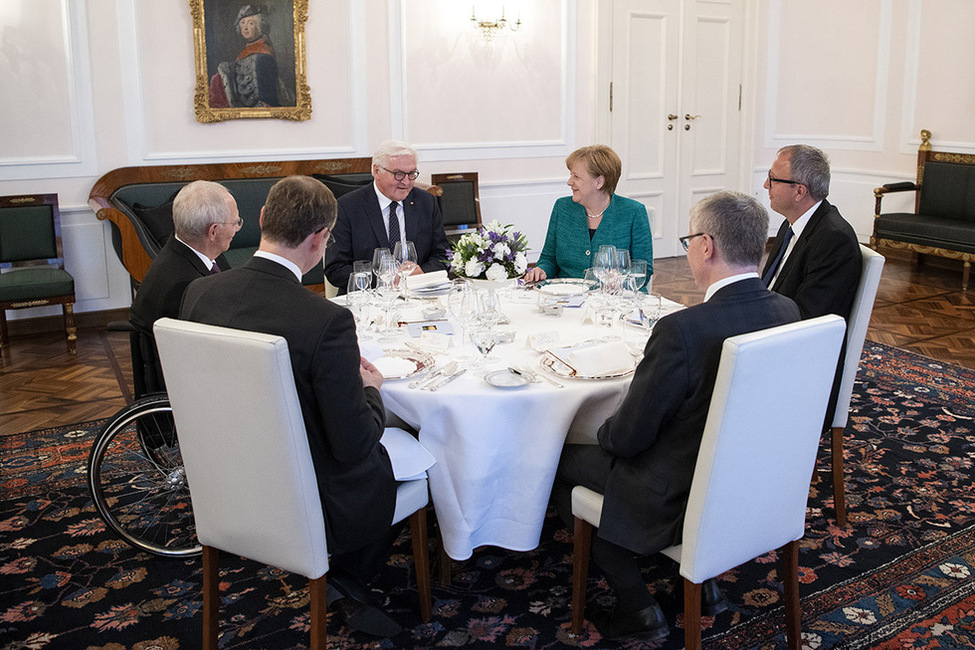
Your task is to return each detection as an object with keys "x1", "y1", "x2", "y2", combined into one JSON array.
[
  {"x1": 436, "y1": 519, "x2": 452, "y2": 587},
  {"x1": 831, "y1": 425, "x2": 848, "y2": 526},
  {"x1": 309, "y1": 575, "x2": 327, "y2": 650},
  {"x1": 571, "y1": 516, "x2": 593, "y2": 635},
  {"x1": 683, "y1": 579, "x2": 702, "y2": 650},
  {"x1": 963, "y1": 260, "x2": 971, "y2": 291},
  {"x1": 202, "y1": 545, "x2": 220, "y2": 650},
  {"x1": 409, "y1": 507, "x2": 432, "y2": 622},
  {"x1": 63, "y1": 302, "x2": 77, "y2": 354},
  {"x1": 780, "y1": 540, "x2": 801, "y2": 650},
  {"x1": 0, "y1": 310, "x2": 8, "y2": 352}
]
